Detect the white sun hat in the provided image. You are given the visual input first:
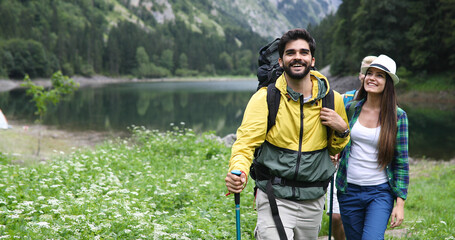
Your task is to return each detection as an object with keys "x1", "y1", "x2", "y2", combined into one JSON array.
[{"x1": 361, "y1": 54, "x2": 399, "y2": 85}]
